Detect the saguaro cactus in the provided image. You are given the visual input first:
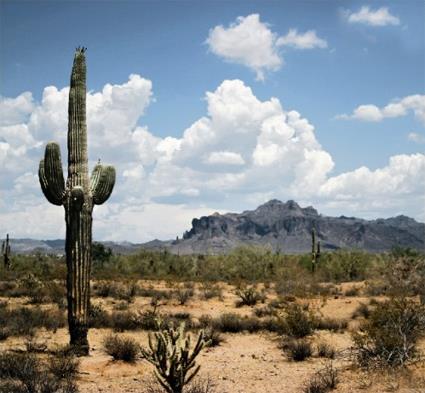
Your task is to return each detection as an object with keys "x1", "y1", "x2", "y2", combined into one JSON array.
[
  {"x1": 311, "y1": 228, "x2": 321, "y2": 273},
  {"x1": 1, "y1": 234, "x2": 11, "y2": 270},
  {"x1": 38, "y1": 48, "x2": 115, "y2": 354}
]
